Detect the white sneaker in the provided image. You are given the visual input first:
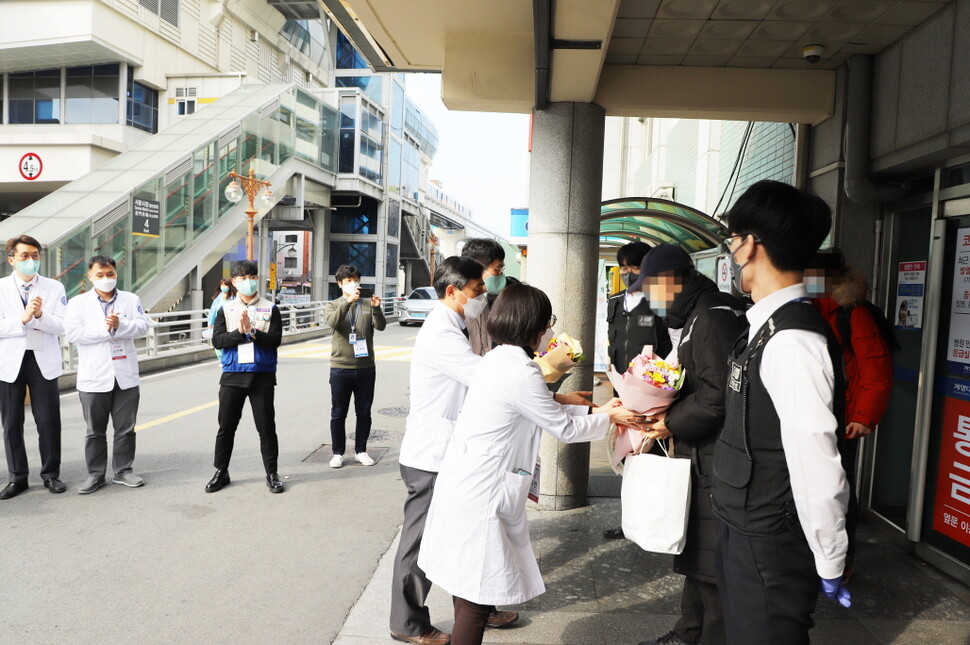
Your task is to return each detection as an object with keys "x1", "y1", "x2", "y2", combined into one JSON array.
[
  {"x1": 355, "y1": 452, "x2": 375, "y2": 466},
  {"x1": 329, "y1": 454, "x2": 343, "y2": 468}
]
